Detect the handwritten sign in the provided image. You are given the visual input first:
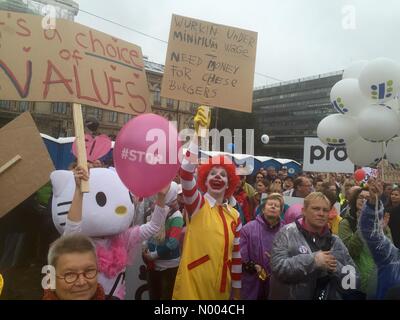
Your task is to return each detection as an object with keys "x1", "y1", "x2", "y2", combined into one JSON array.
[
  {"x1": 0, "y1": 10, "x2": 150, "y2": 115},
  {"x1": 0, "y1": 112, "x2": 54, "y2": 218},
  {"x1": 161, "y1": 14, "x2": 257, "y2": 113},
  {"x1": 377, "y1": 160, "x2": 400, "y2": 184}
]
